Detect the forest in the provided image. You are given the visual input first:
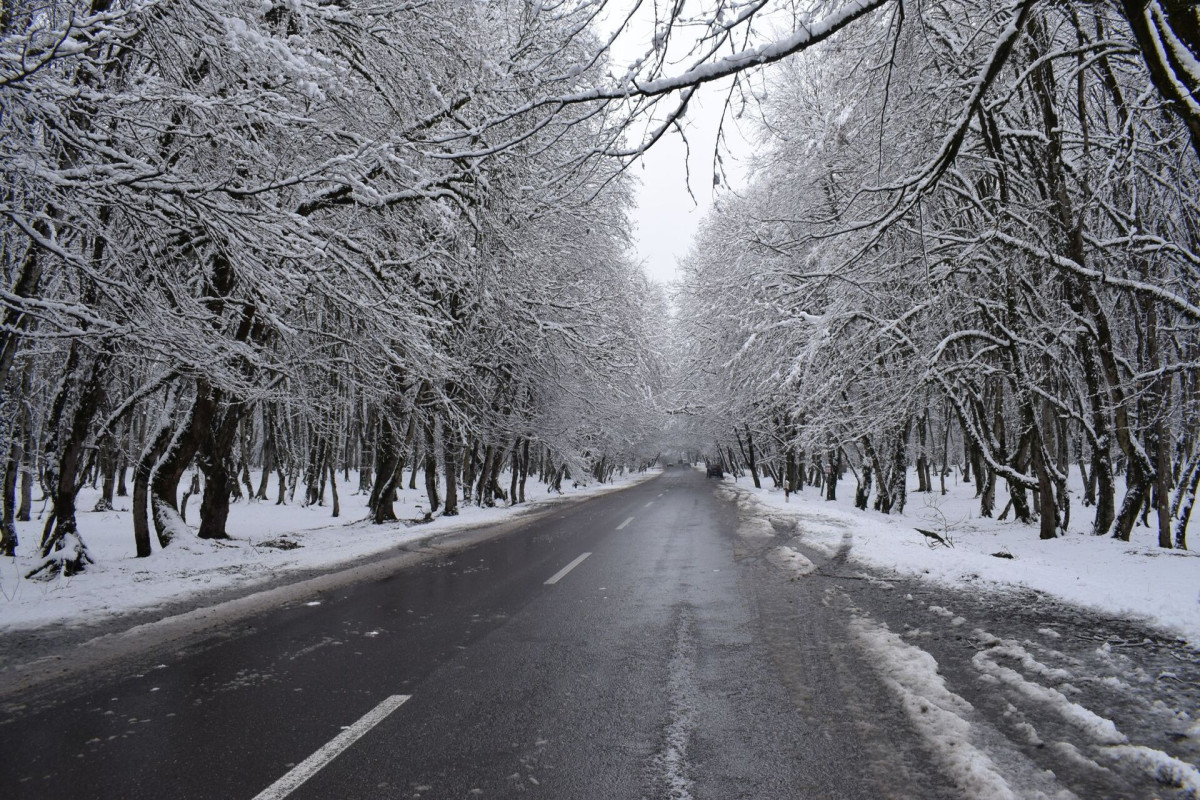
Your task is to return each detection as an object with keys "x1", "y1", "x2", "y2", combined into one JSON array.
[
  {"x1": 2, "y1": 0, "x2": 1199, "y2": 582},
  {"x1": 674, "y1": 0, "x2": 1200, "y2": 550}
]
